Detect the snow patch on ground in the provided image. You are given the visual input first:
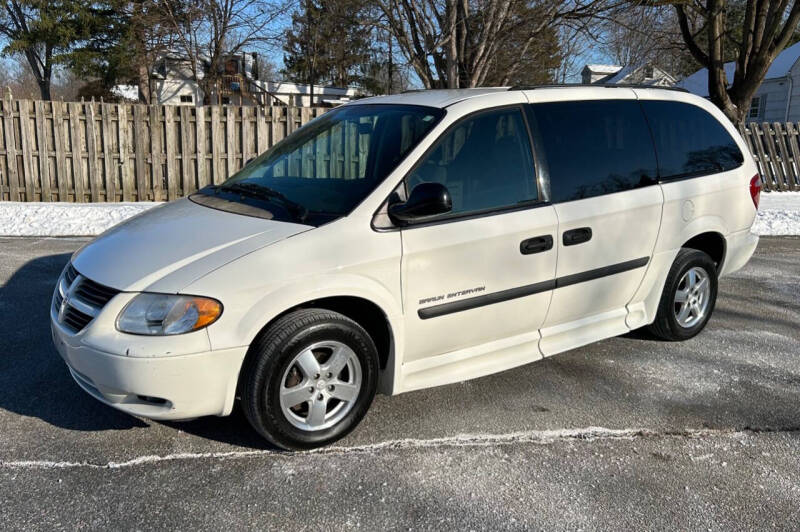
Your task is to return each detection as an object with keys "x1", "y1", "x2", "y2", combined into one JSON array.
[
  {"x1": 0, "y1": 192, "x2": 799, "y2": 237},
  {"x1": 753, "y1": 192, "x2": 800, "y2": 236},
  {"x1": 0, "y1": 201, "x2": 162, "y2": 237}
]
